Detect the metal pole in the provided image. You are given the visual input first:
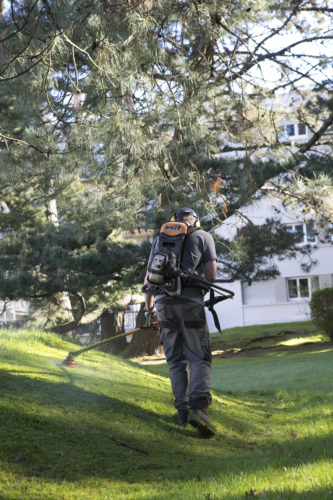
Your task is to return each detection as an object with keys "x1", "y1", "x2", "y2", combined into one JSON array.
[{"x1": 64, "y1": 322, "x2": 158, "y2": 363}]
